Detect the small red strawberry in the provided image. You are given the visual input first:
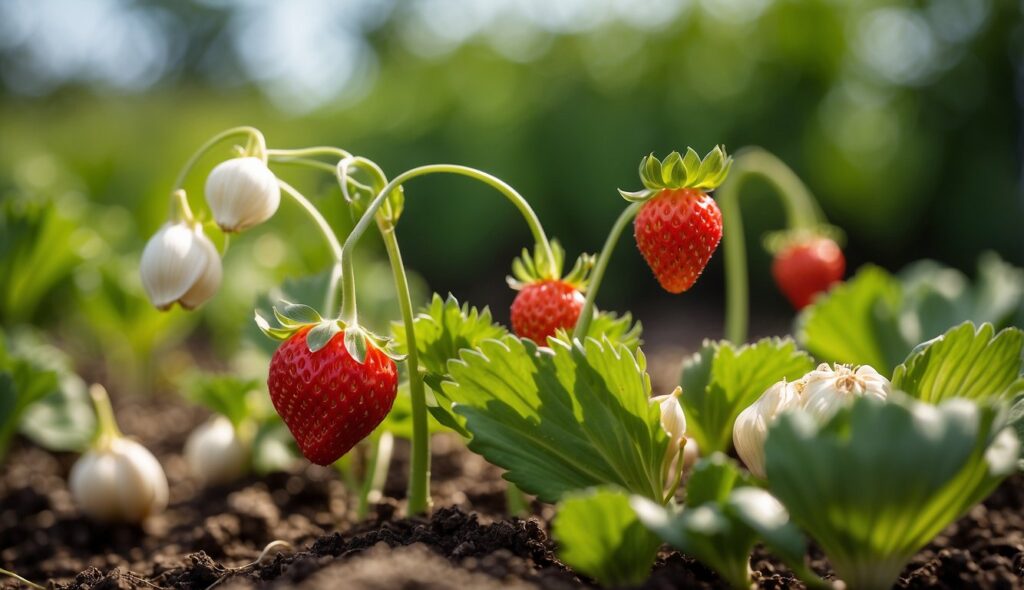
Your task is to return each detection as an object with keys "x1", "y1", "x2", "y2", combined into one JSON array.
[
  {"x1": 771, "y1": 235, "x2": 845, "y2": 310},
  {"x1": 257, "y1": 303, "x2": 400, "y2": 465},
  {"x1": 621, "y1": 147, "x2": 732, "y2": 294},
  {"x1": 507, "y1": 241, "x2": 593, "y2": 344}
]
